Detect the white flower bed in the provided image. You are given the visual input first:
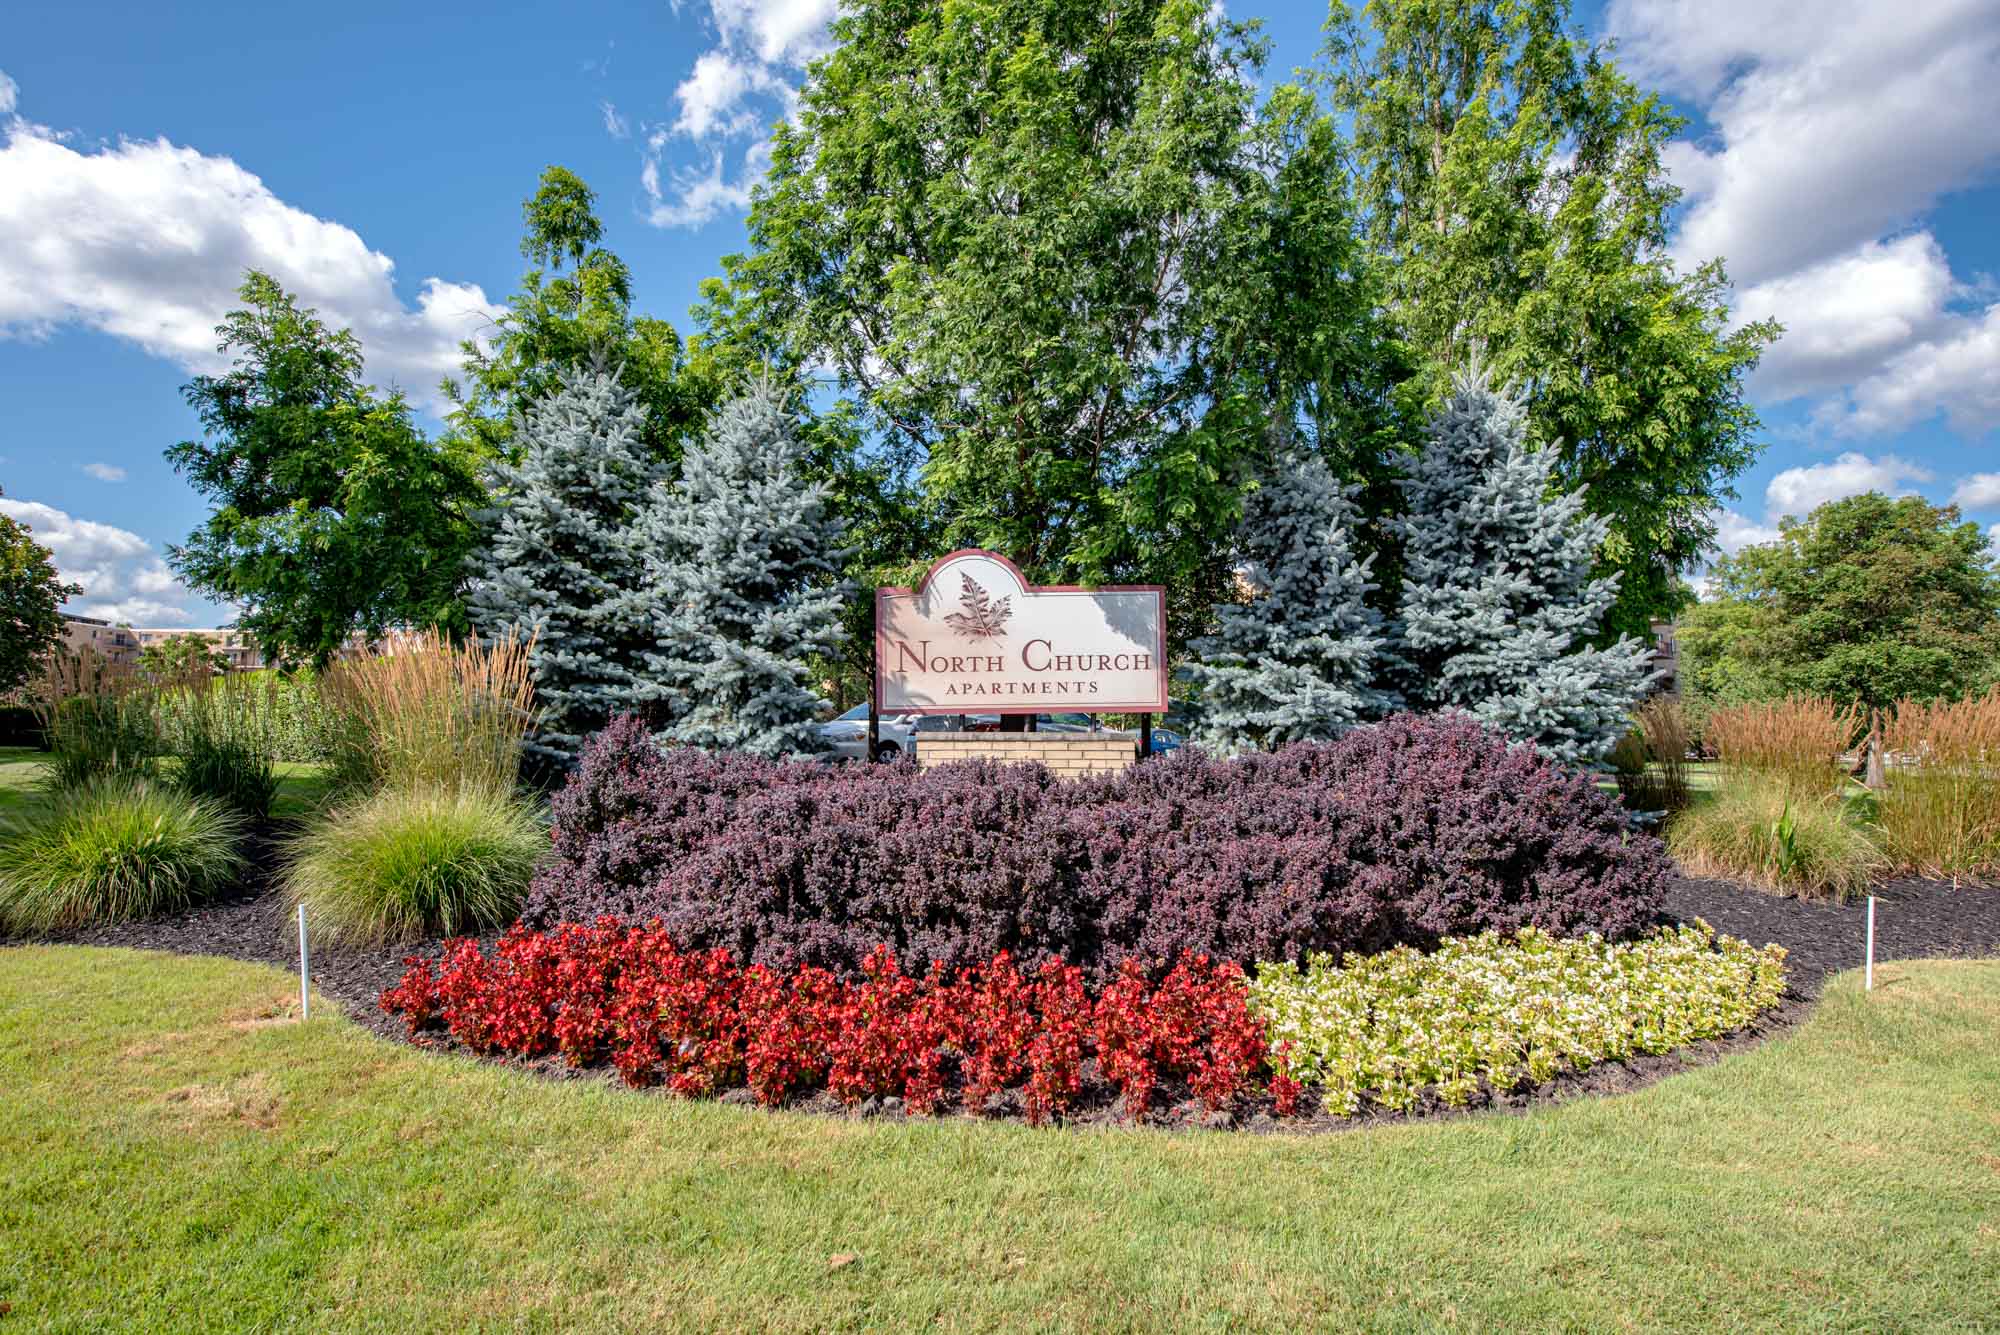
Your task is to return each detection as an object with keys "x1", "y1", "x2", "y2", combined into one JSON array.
[{"x1": 1249, "y1": 922, "x2": 1788, "y2": 1114}]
